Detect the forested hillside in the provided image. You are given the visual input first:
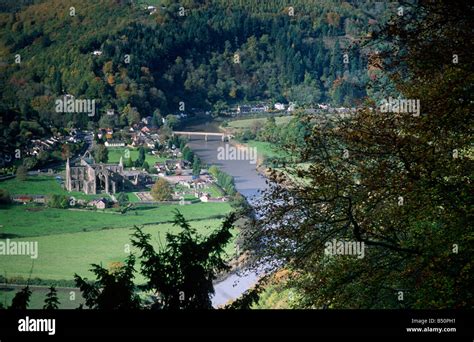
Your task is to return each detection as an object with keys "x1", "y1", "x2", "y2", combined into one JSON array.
[{"x1": 0, "y1": 0, "x2": 392, "y2": 152}]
